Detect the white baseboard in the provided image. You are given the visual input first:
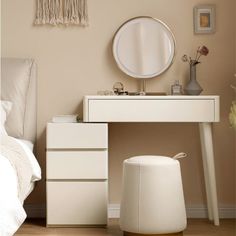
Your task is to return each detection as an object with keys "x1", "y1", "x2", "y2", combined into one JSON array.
[
  {"x1": 108, "y1": 204, "x2": 236, "y2": 219},
  {"x1": 24, "y1": 204, "x2": 236, "y2": 219}
]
